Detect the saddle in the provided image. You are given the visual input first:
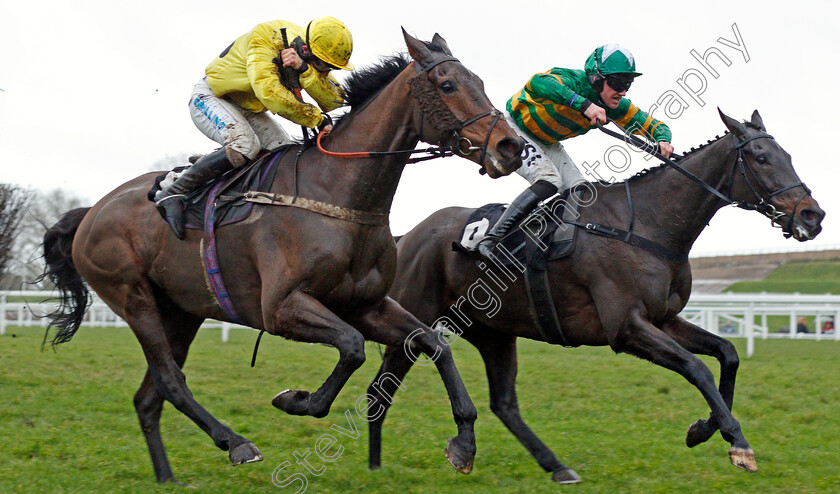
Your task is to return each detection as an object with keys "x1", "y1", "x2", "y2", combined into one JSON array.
[
  {"x1": 147, "y1": 146, "x2": 291, "y2": 231},
  {"x1": 454, "y1": 187, "x2": 583, "y2": 265}
]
